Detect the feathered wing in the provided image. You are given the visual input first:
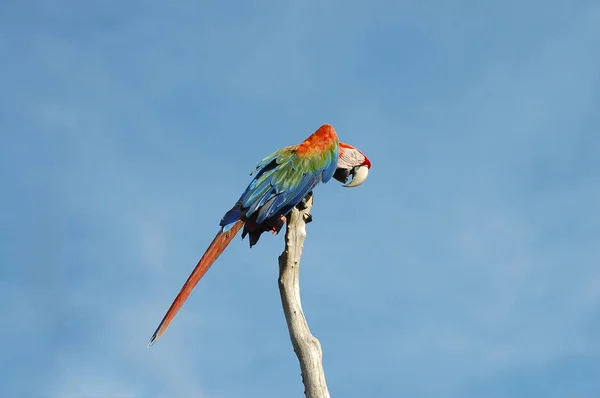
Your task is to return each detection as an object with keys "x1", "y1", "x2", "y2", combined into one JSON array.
[
  {"x1": 147, "y1": 220, "x2": 244, "y2": 346},
  {"x1": 220, "y1": 125, "x2": 339, "y2": 245}
]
